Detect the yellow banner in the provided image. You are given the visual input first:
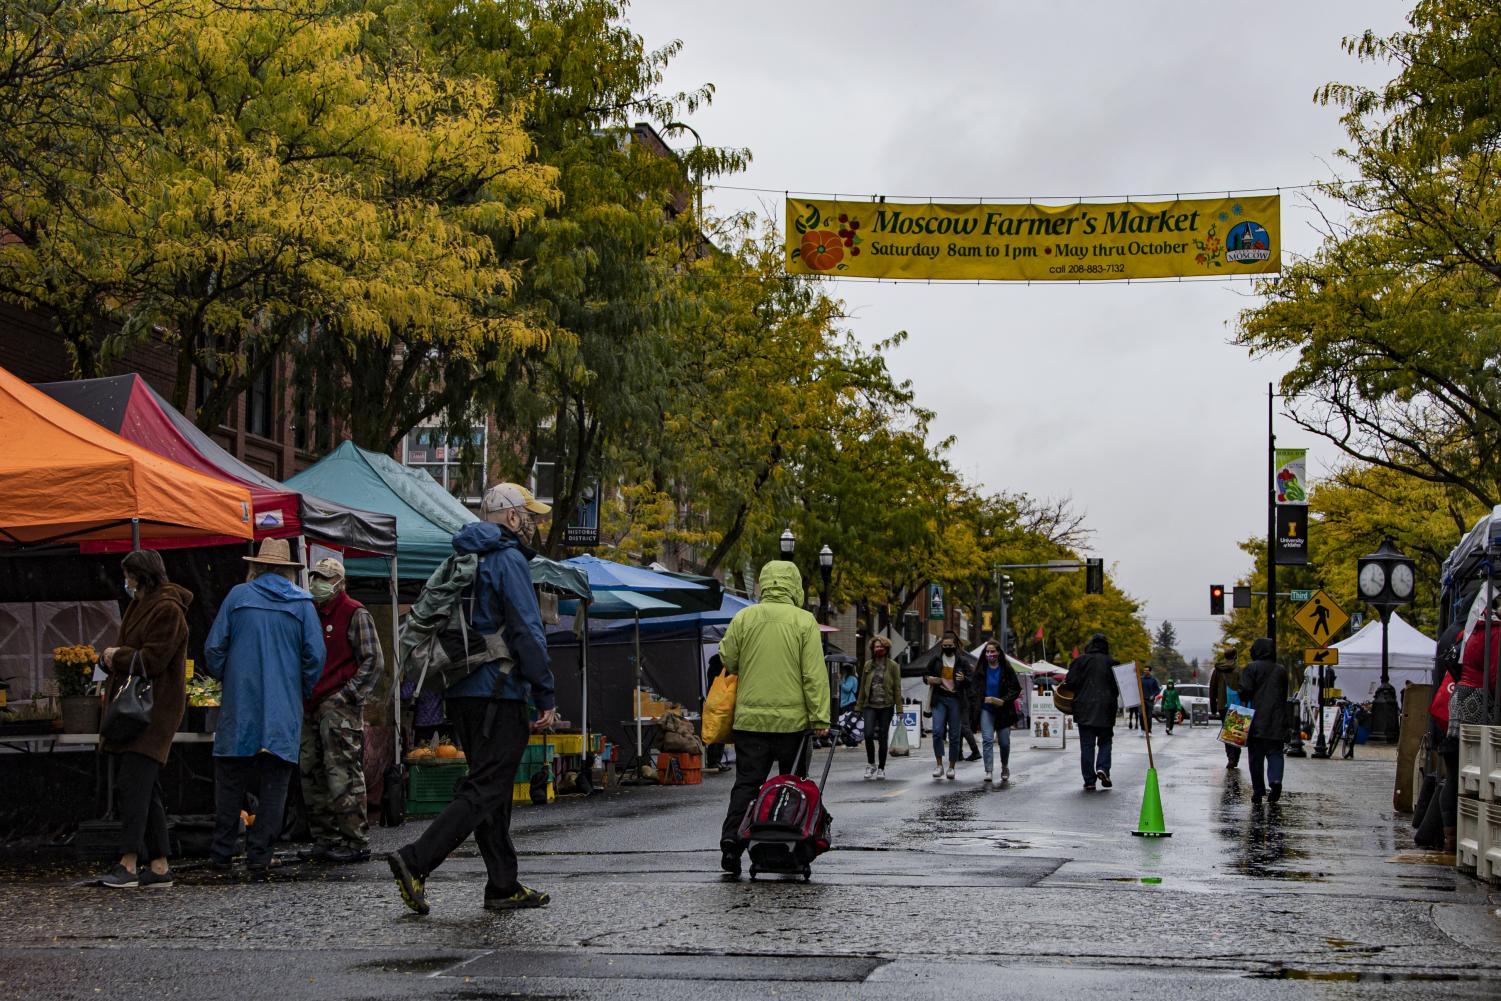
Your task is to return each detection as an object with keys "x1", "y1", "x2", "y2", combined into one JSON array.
[{"x1": 785, "y1": 195, "x2": 1280, "y2": 281}]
